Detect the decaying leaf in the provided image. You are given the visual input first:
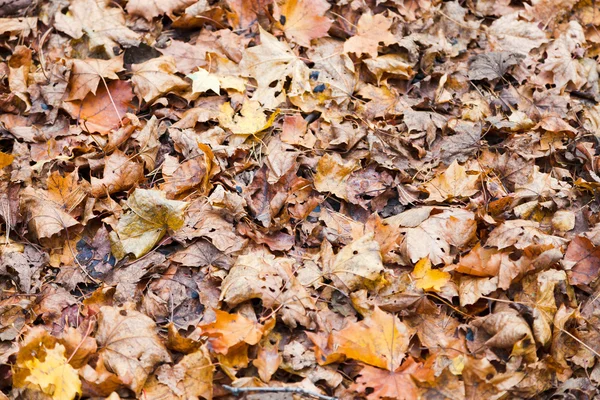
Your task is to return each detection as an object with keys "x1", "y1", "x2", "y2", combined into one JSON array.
[{"x1": 110, "y1": 189, "x2": 188, "y2": 259}]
